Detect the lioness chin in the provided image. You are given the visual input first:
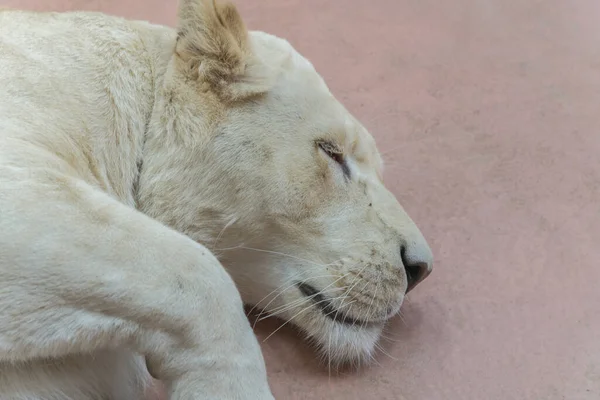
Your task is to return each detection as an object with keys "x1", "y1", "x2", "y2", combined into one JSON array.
[{"x1": 0, "y1": 0, "x2": 433, "y2": 398}]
